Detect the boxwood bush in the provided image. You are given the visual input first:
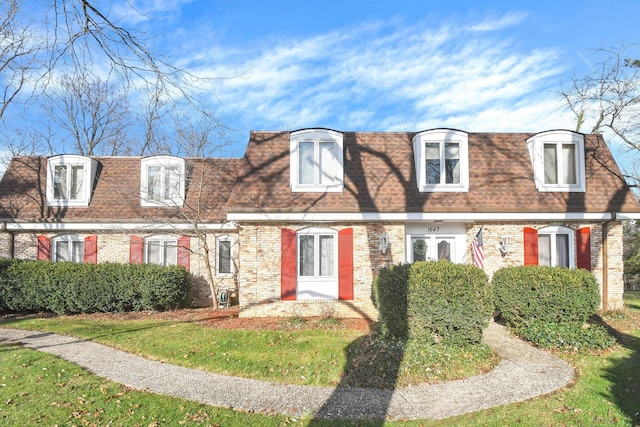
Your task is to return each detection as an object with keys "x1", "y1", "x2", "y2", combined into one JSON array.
[
  {"x1": 493, "y1": 265, "x2": 600, "y2": 327},
  {"x1": 0, "y1": 259, "x2": 190, "y2": 315},
  {"x1": 373, "y1": 261, "x2": 493, "y2": 345}
]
